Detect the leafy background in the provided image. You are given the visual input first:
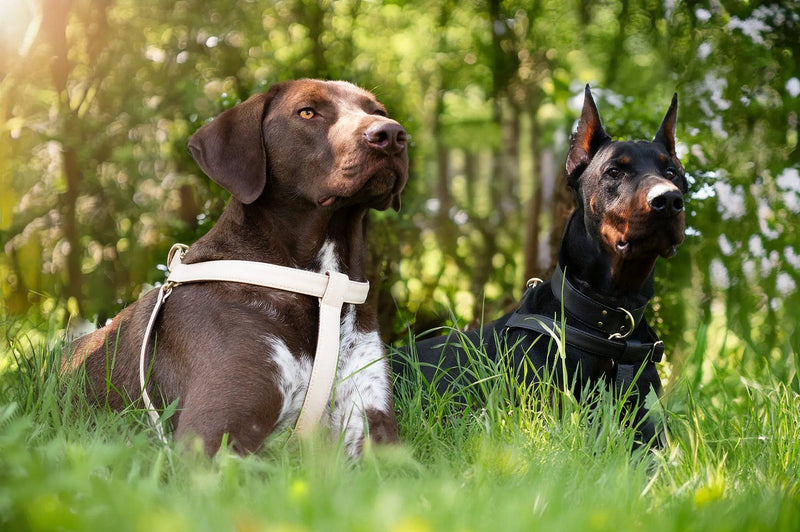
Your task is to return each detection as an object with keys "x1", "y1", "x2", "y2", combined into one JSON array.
[
  {"x1": 1, "y1": 0, "x2": 799, "y2": 384},
  {"x1": 1, "y1": 2, "x2": 800, "y2": 531}
]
